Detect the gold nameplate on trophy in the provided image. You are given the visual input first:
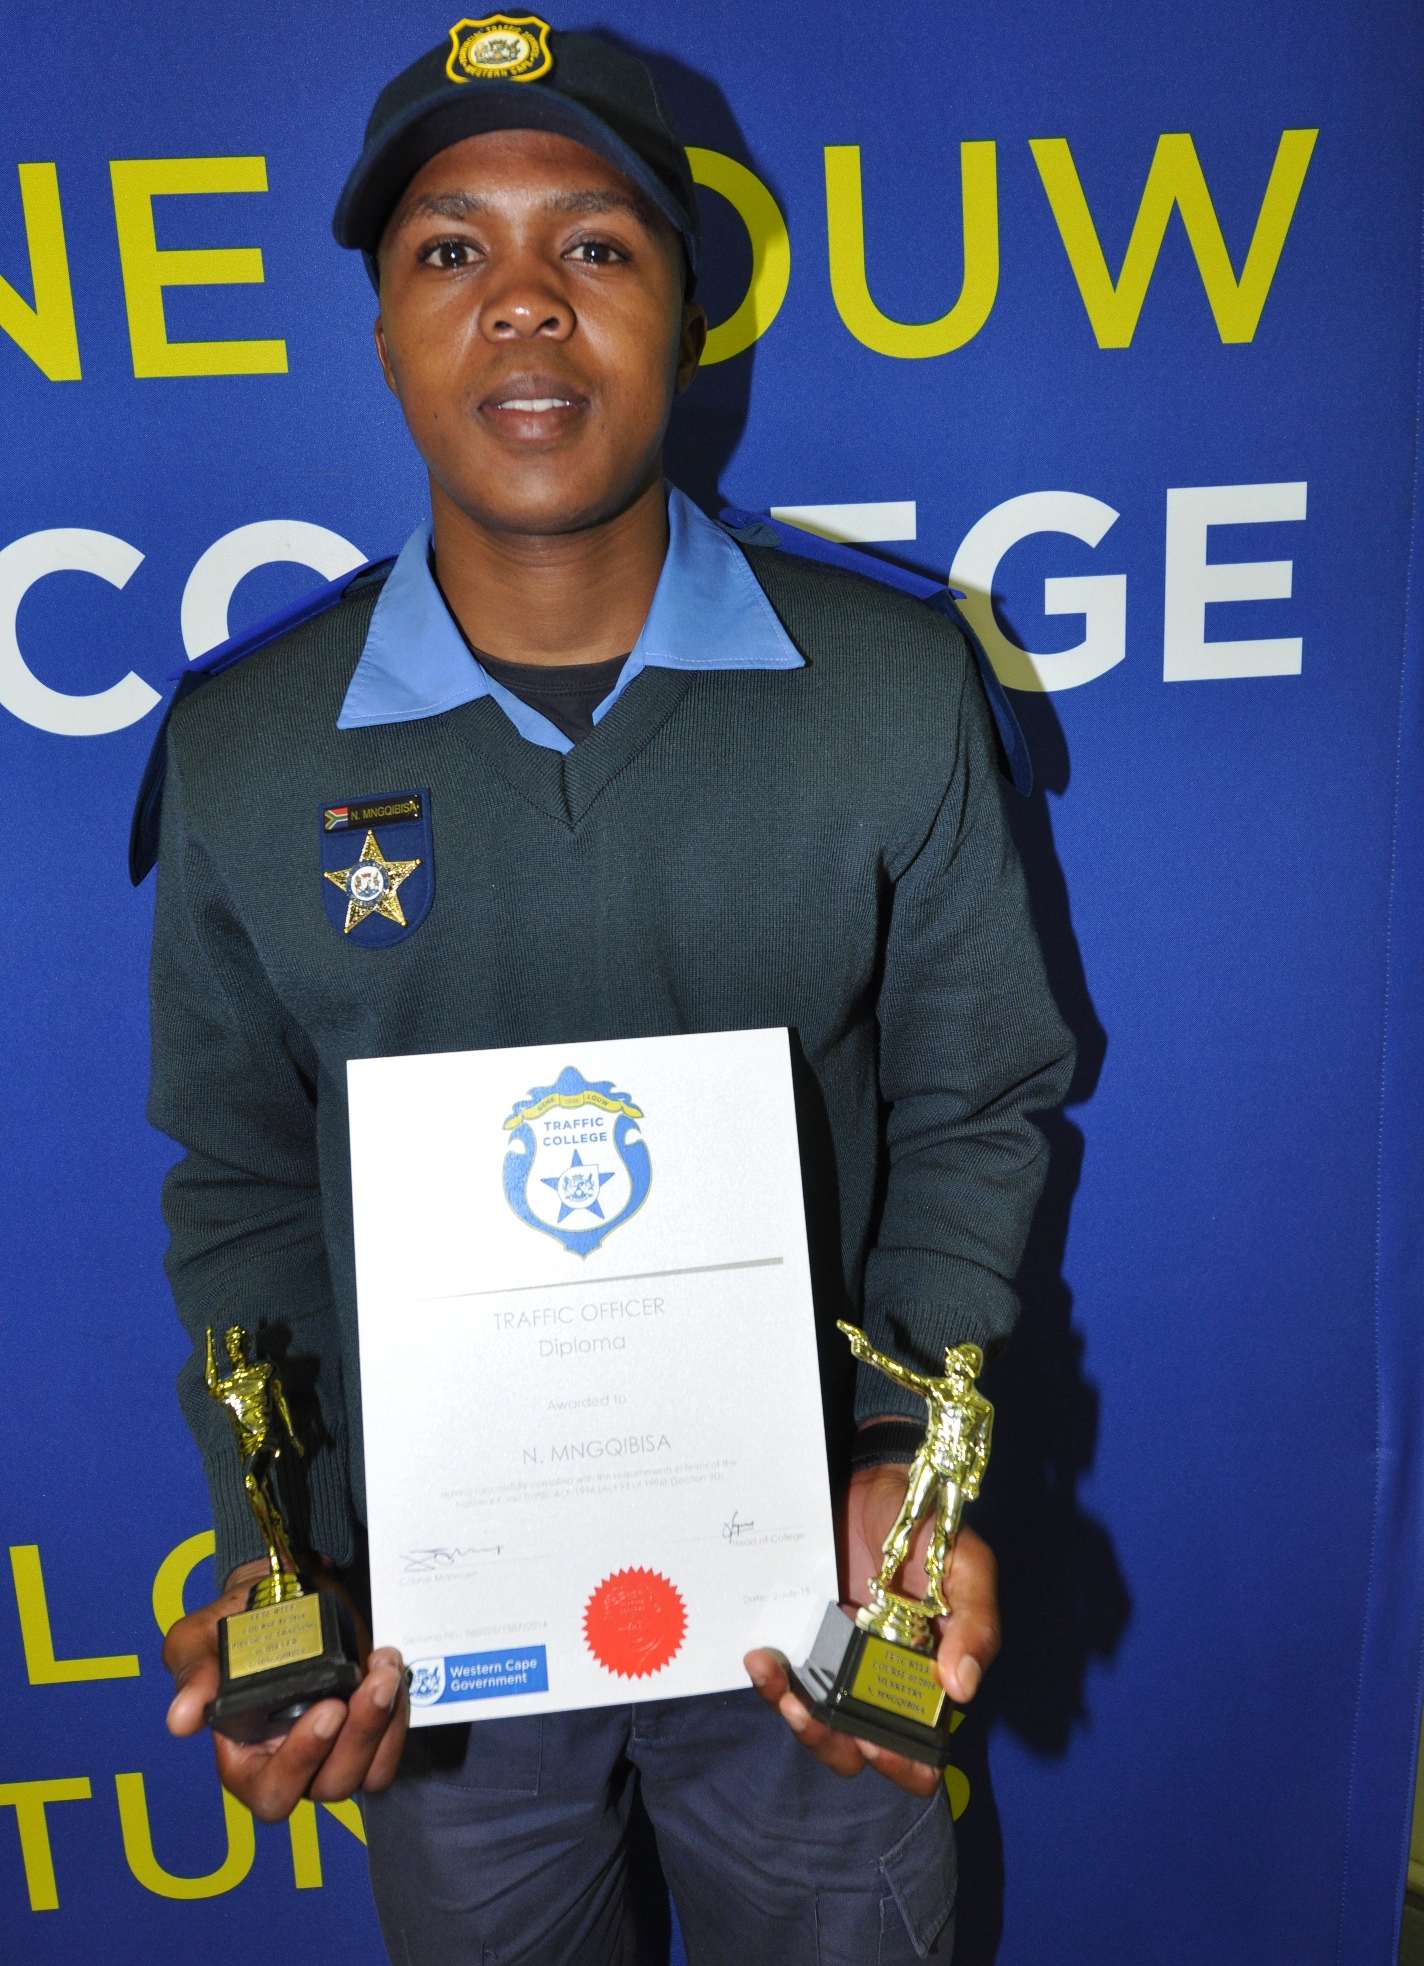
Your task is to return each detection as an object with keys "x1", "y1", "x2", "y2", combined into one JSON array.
[
  {"x1": 788, "y1": 1325, "x2": 993, "y2": 1768},
  {"x1": 849, "y1": 1633, "x2": 946, "y2": 1728},
  {"x1": 225, "y1": 1595, "x2": 326, "y2": 1680}
]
